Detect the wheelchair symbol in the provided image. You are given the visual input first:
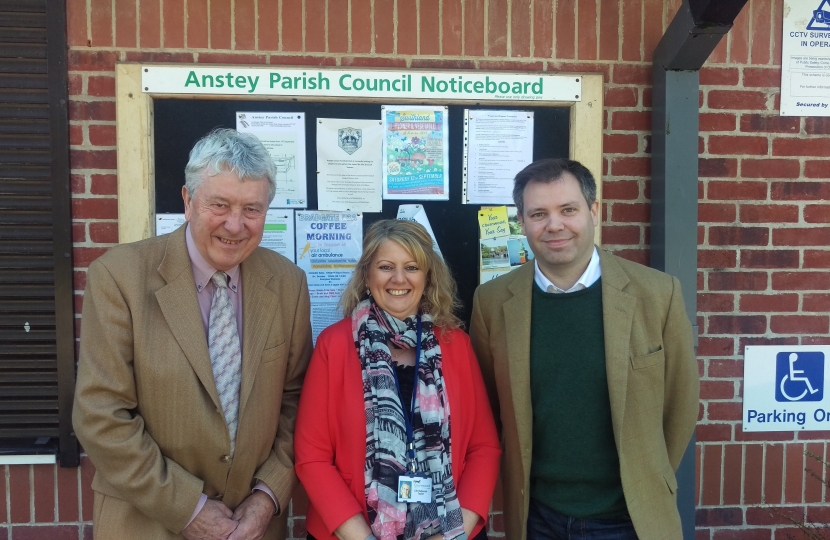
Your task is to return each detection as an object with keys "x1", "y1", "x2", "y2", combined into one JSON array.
[{"x1": 779, "y1": 353, "x2": 821, "y2": 401}]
